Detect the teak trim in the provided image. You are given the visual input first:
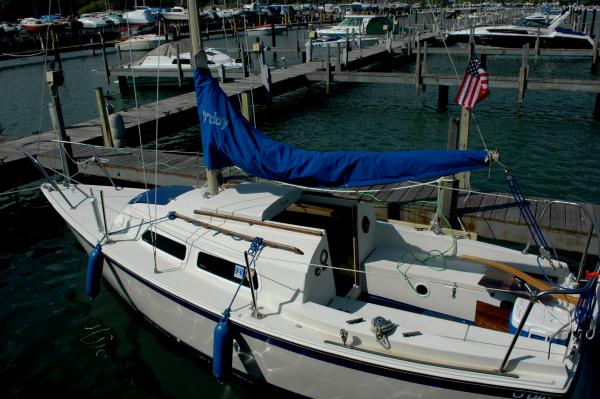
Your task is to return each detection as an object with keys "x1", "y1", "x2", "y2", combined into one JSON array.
[
  {"x1": 193, "y1": 209, "x2": 323, "y2": 237},
  {"x1": 171, "y1": 211, "x2": 304, "y2": 255},
  {"x1": 461, "y1": 255, "x2": 579, "y2": 305}
]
